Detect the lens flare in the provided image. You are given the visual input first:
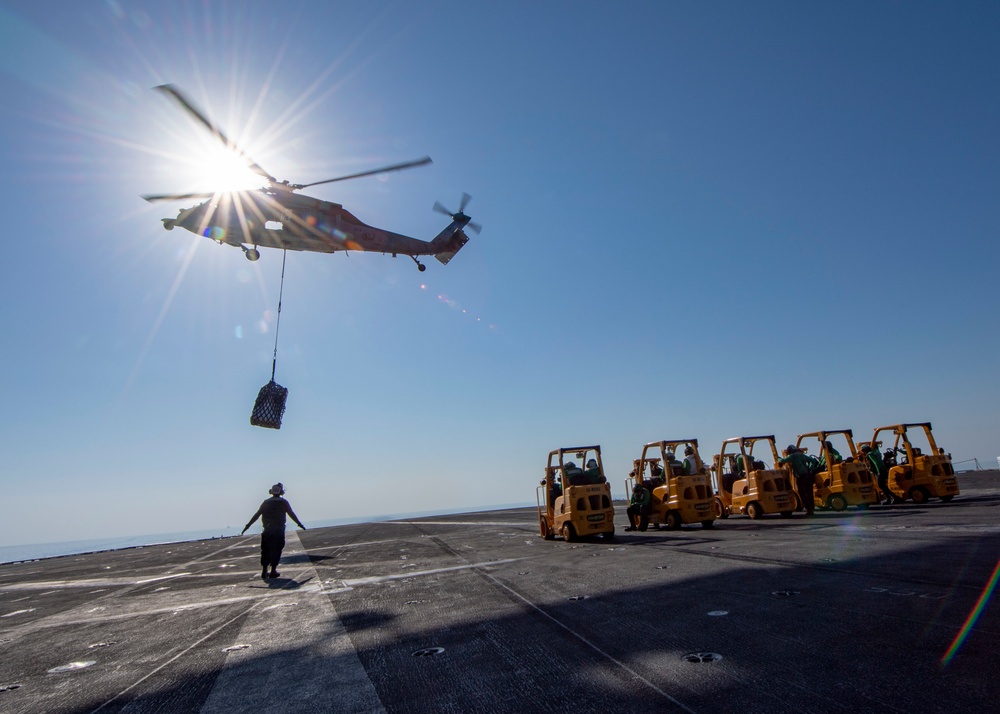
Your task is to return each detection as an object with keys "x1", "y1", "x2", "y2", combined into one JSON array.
[
  {"x1": 419, "y1": 283, "x2": 497, "y2": 332},
  {"x1": 941, "y1": 558, "x2": 1000, "y2": 666},
  {"x1": 201, "y1": 226, "x2": 226, "y2": 241}
]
